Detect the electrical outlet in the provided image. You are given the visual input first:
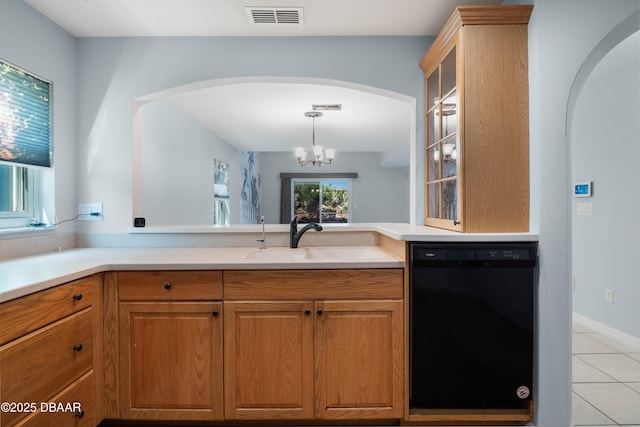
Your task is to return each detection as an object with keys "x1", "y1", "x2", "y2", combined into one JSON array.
[
  {"x1": 79, "y1": 202, "x2": 103, "y2": 221},
  {"x1": 604, "y1": 288, "x2": 613, "y2": 303}
]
